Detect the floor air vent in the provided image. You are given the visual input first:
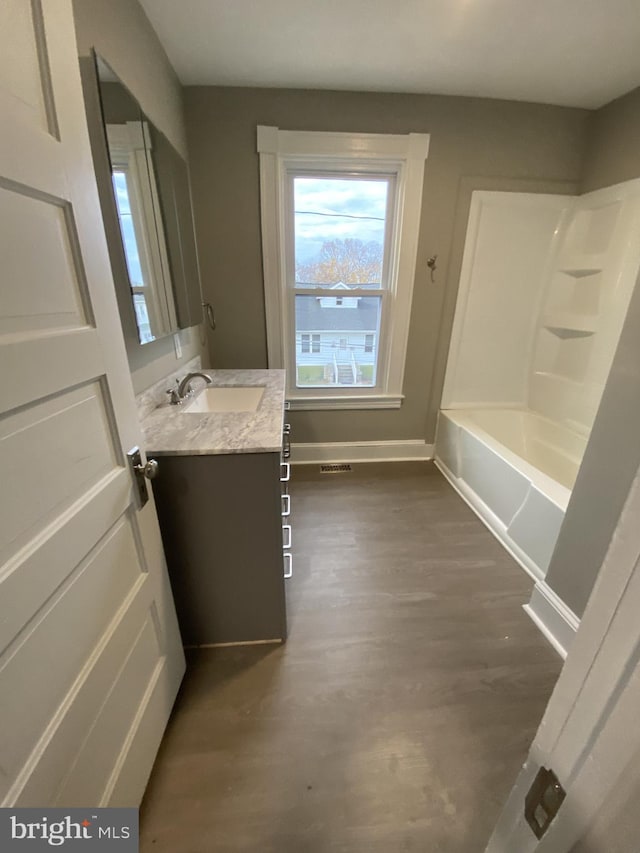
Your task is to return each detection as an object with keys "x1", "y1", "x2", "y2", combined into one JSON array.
[{"x1": 320, "y1": 463, "x2": 353, "y2": 474}]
